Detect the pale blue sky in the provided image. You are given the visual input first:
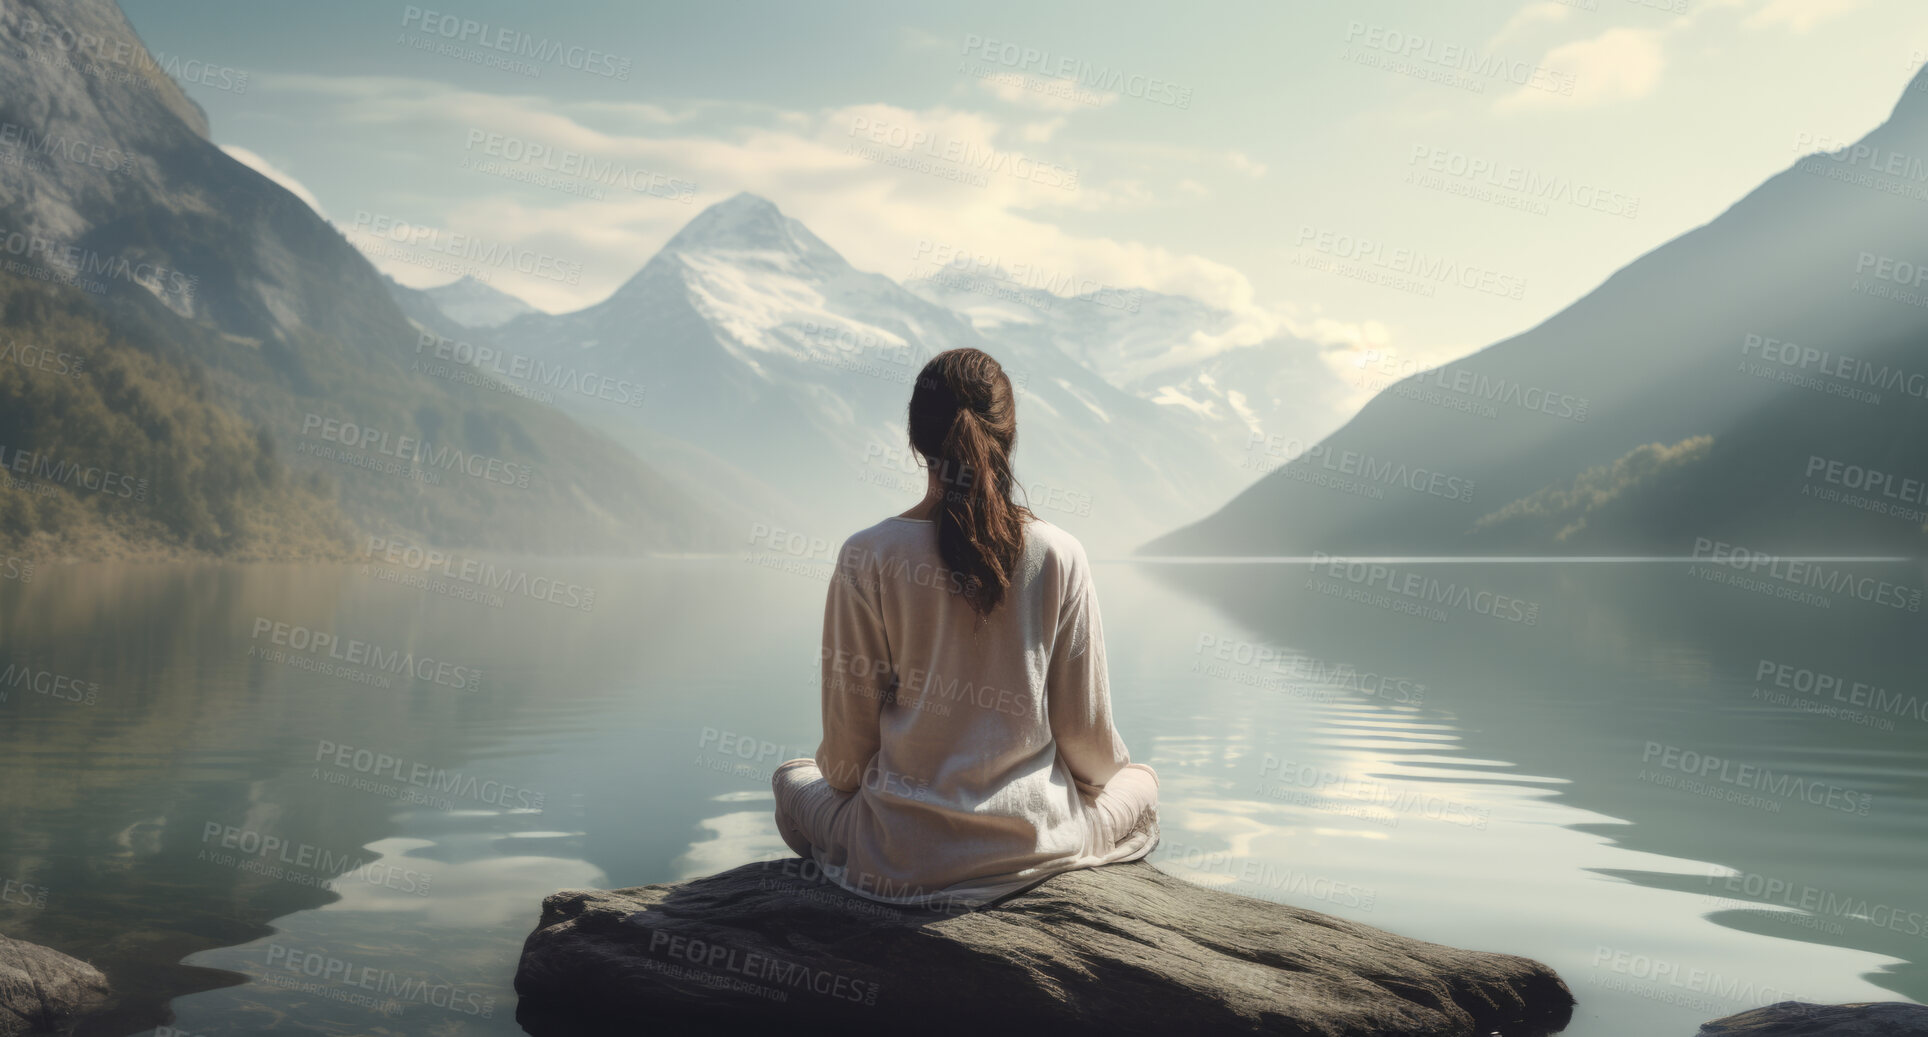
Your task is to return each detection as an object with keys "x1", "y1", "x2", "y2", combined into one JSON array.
[{"x1": 120, "y1": 0, "x2": 1928, "y2": 418}]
